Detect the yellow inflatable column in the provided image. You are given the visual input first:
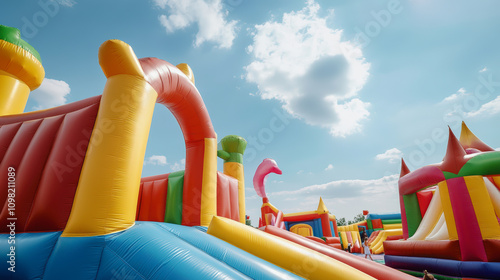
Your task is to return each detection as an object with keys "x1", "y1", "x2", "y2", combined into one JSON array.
[
  {"x1": 175, "y1": 64, "x2": 217, "y2": 225},
  {"x1": 438, "y1": 180, "x2": 459, "y2": 240},
  {"x1": 218, "y1": 135, "x2": 247, "y2": 223},
  {"x1": 63, "y1": 40, "x2": 157, "y2": 237},
  {"x1": 0, "y1": 25, "x2": 44, "y2": 115},
  {"x1": 464, "y1": 176, "x2": 500, "y2": 239}
]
